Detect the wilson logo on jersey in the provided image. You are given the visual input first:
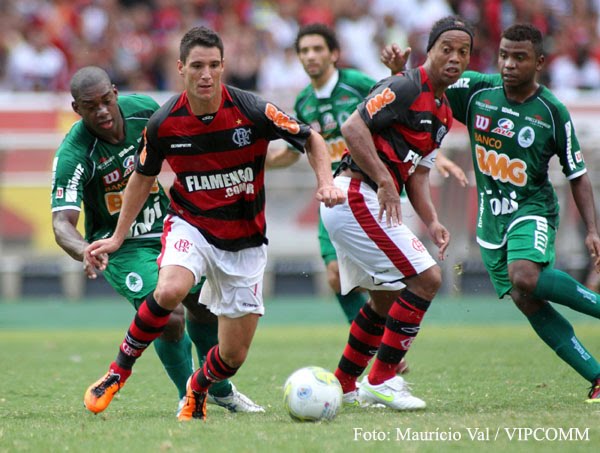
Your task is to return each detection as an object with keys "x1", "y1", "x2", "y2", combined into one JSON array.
[
  {"x1": 265, "y1": 103, "x2": 300, "y2": 134},
  {"x1": 103, "y1": 169, "x2": 122, "y2": 186},
  {"x1": 365, "y1": 87, "x2": 396, "y2": 118},
  {"x1": 474, "y1": 114, "x2": 491, "y2": 131},
  {"x1": 475, "y1": 145, "x2": 527, "y2": 186}
]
